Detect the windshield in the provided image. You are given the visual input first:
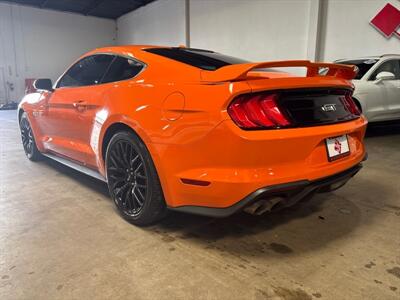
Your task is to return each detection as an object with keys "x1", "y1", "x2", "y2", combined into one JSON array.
[
  {"x1": 145, "y1": 47, "x2": 249, "y2": 71},
  {"x1": 336, "y1": 59, "x2": 378, "y2": 80}
]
